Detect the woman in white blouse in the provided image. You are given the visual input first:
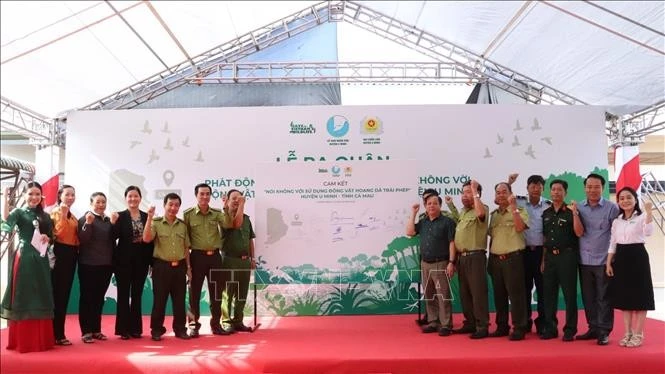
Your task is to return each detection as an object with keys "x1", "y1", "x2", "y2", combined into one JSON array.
[{"x1": 605, "y1": 187, "x2": 654, "y2": 348}]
